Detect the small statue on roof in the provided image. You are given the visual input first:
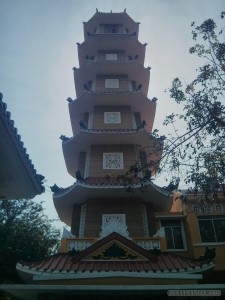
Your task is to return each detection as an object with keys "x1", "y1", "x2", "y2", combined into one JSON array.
[
  {"x1": 59, "y1": 135, "x2": 70, "y2": 141},
  {"x1": 66, "y1": 97, "x2": 73, "y2": 103},
  {"x1": 136, "y1": 120, "x2": 146, "y2": 131},
  {"x1": 50, "y1": 184, "x2": 62, "y2": 193},
  {"x1": 79, "y1": 121, "x2": 86, "y2": 129}
]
